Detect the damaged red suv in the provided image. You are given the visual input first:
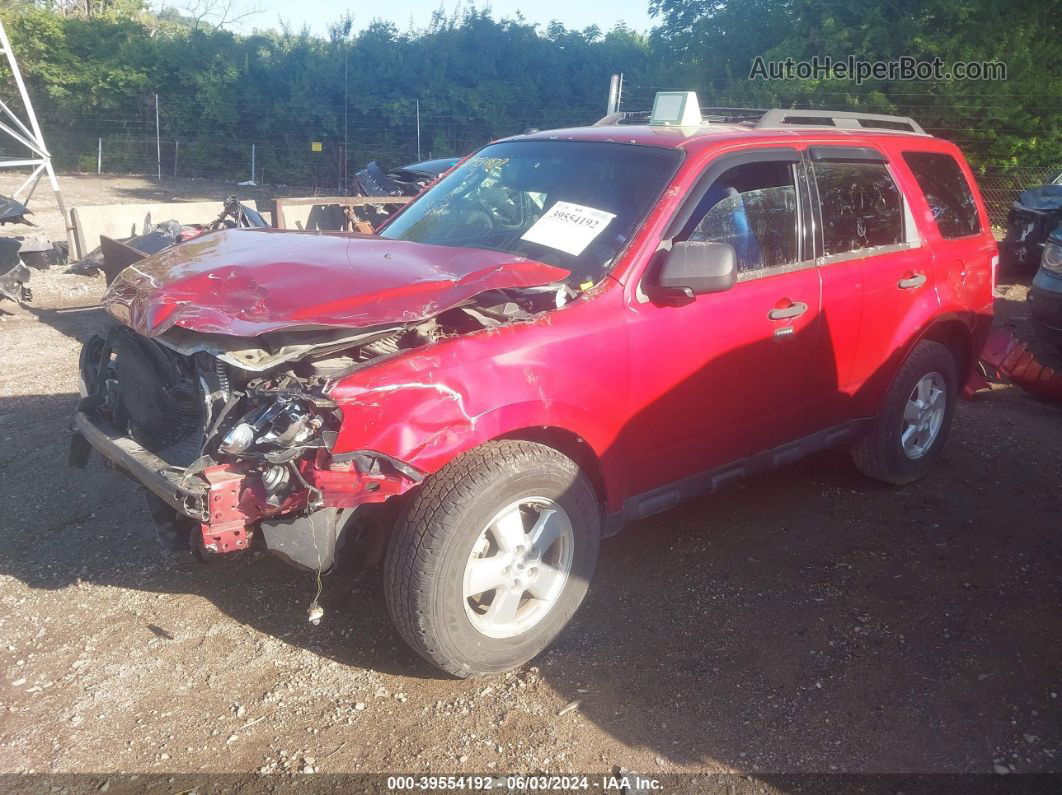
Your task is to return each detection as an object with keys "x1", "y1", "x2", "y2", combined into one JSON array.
[{"x1": 72, "y1": 100, "x2": 997, "y2": 677}]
